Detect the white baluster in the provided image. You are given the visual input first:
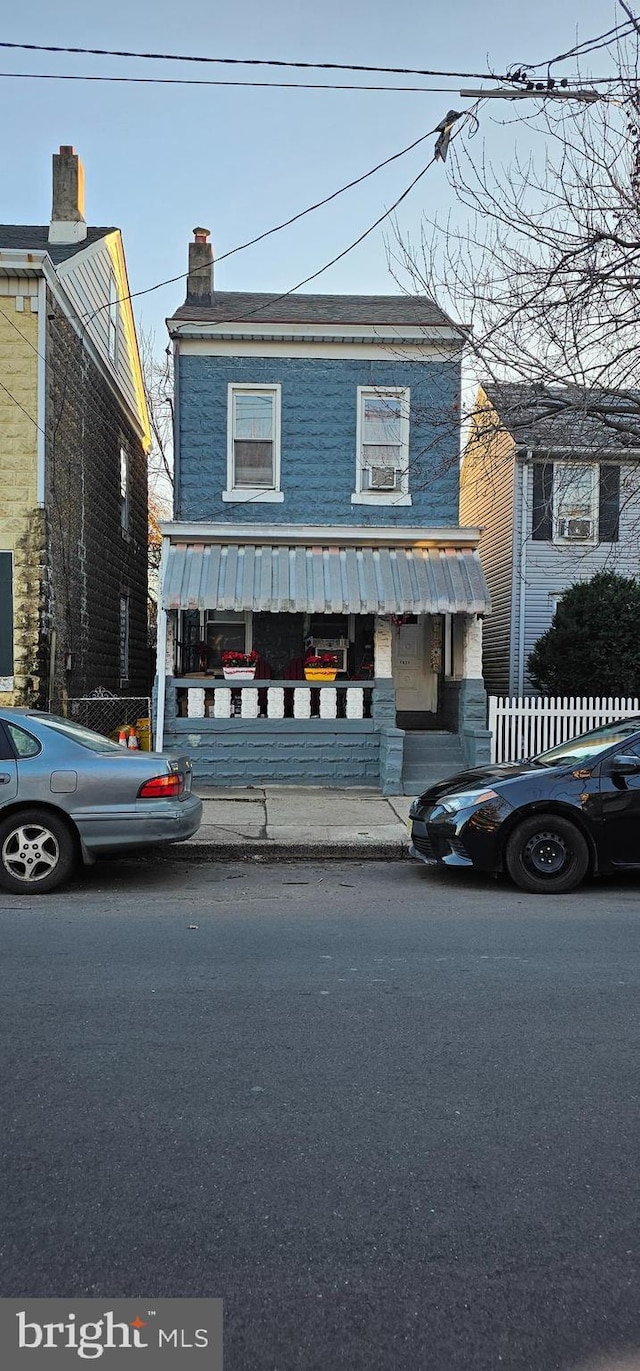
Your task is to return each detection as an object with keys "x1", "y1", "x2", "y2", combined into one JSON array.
[
  {"x1": 241, "y1": 688, "x2": 259, "y2": 718},
  {"x1": 293, "y1": 687, "x2": 311, "y2": 719},
  {"x1": 267, "y1": 687, "x2": 285, "y2": 719},
  {"x1": 346, "y1": 687, "x2": 363, "y2": 719},
  {"x1": 213, "y1": 688, "x2": 231, "y2": 718},
  {"x1": 187, "y1": 688, "x2": 205, "y2": 718},
  {"x1": 319, "y1": 687, "x2": 337, "y2": 719}
]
